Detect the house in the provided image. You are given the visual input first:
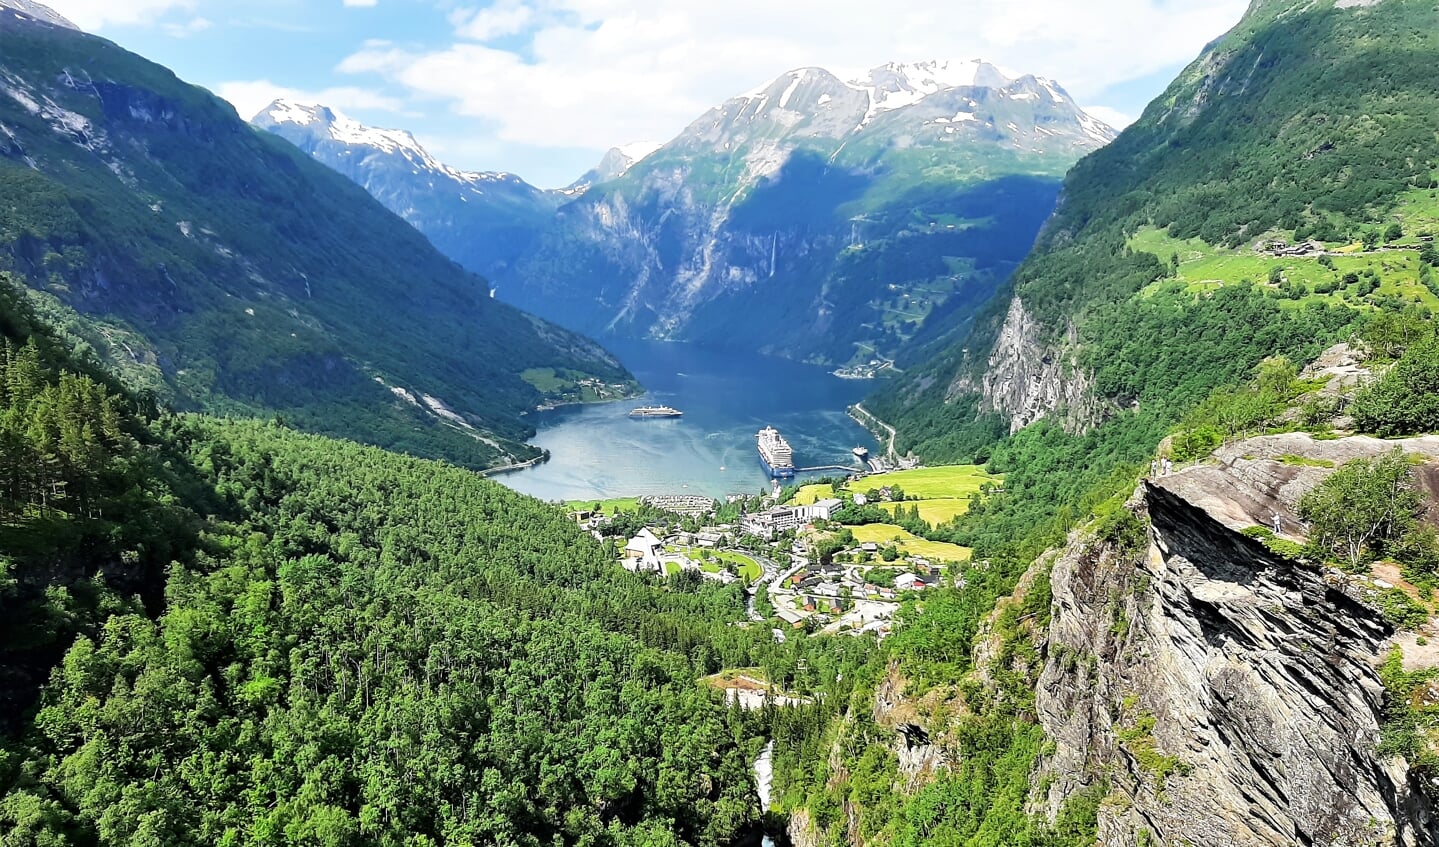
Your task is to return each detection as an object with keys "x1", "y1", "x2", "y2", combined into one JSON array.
[
  {"x1": 895, "y1": 573, "x2": 928, "y2": 591},
  {"x1": 622, "y1": 528, "x2": 664, "y2": 573},
  {"x1": 797, "y1": 498, "x2": 843, "y2": 523},
  {"x1": 852, "y1": 493, "x2": 869, "y2": 506},
  {"x1": 861, "y1": 542, "x2": 879, "y2": 553},
  {"x1": 775, "y1": 606, "x2": 804, "y2": 625},
  {"x1": 696, "y1": 530, "x2": 723, "y2": 548}
]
